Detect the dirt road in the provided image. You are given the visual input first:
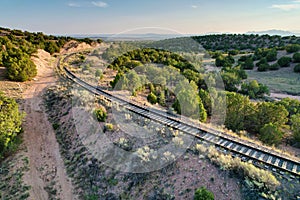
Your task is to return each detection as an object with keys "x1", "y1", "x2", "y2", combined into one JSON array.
[{"x1": 21, "y1": 50, "x2": 76, "y2": 200}]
